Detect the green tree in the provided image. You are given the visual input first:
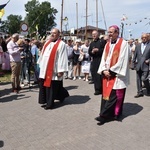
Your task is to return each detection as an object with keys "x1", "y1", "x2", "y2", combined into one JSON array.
[
  {"x1": 5, "y1": 15, "x2": 22, "y2": 34},
  {"x1": 0, "y1": 20, "x2": 8, "y2": 33},
  {"x1": 24, "y1": 0, "x2": 58, "y2": 37}
]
